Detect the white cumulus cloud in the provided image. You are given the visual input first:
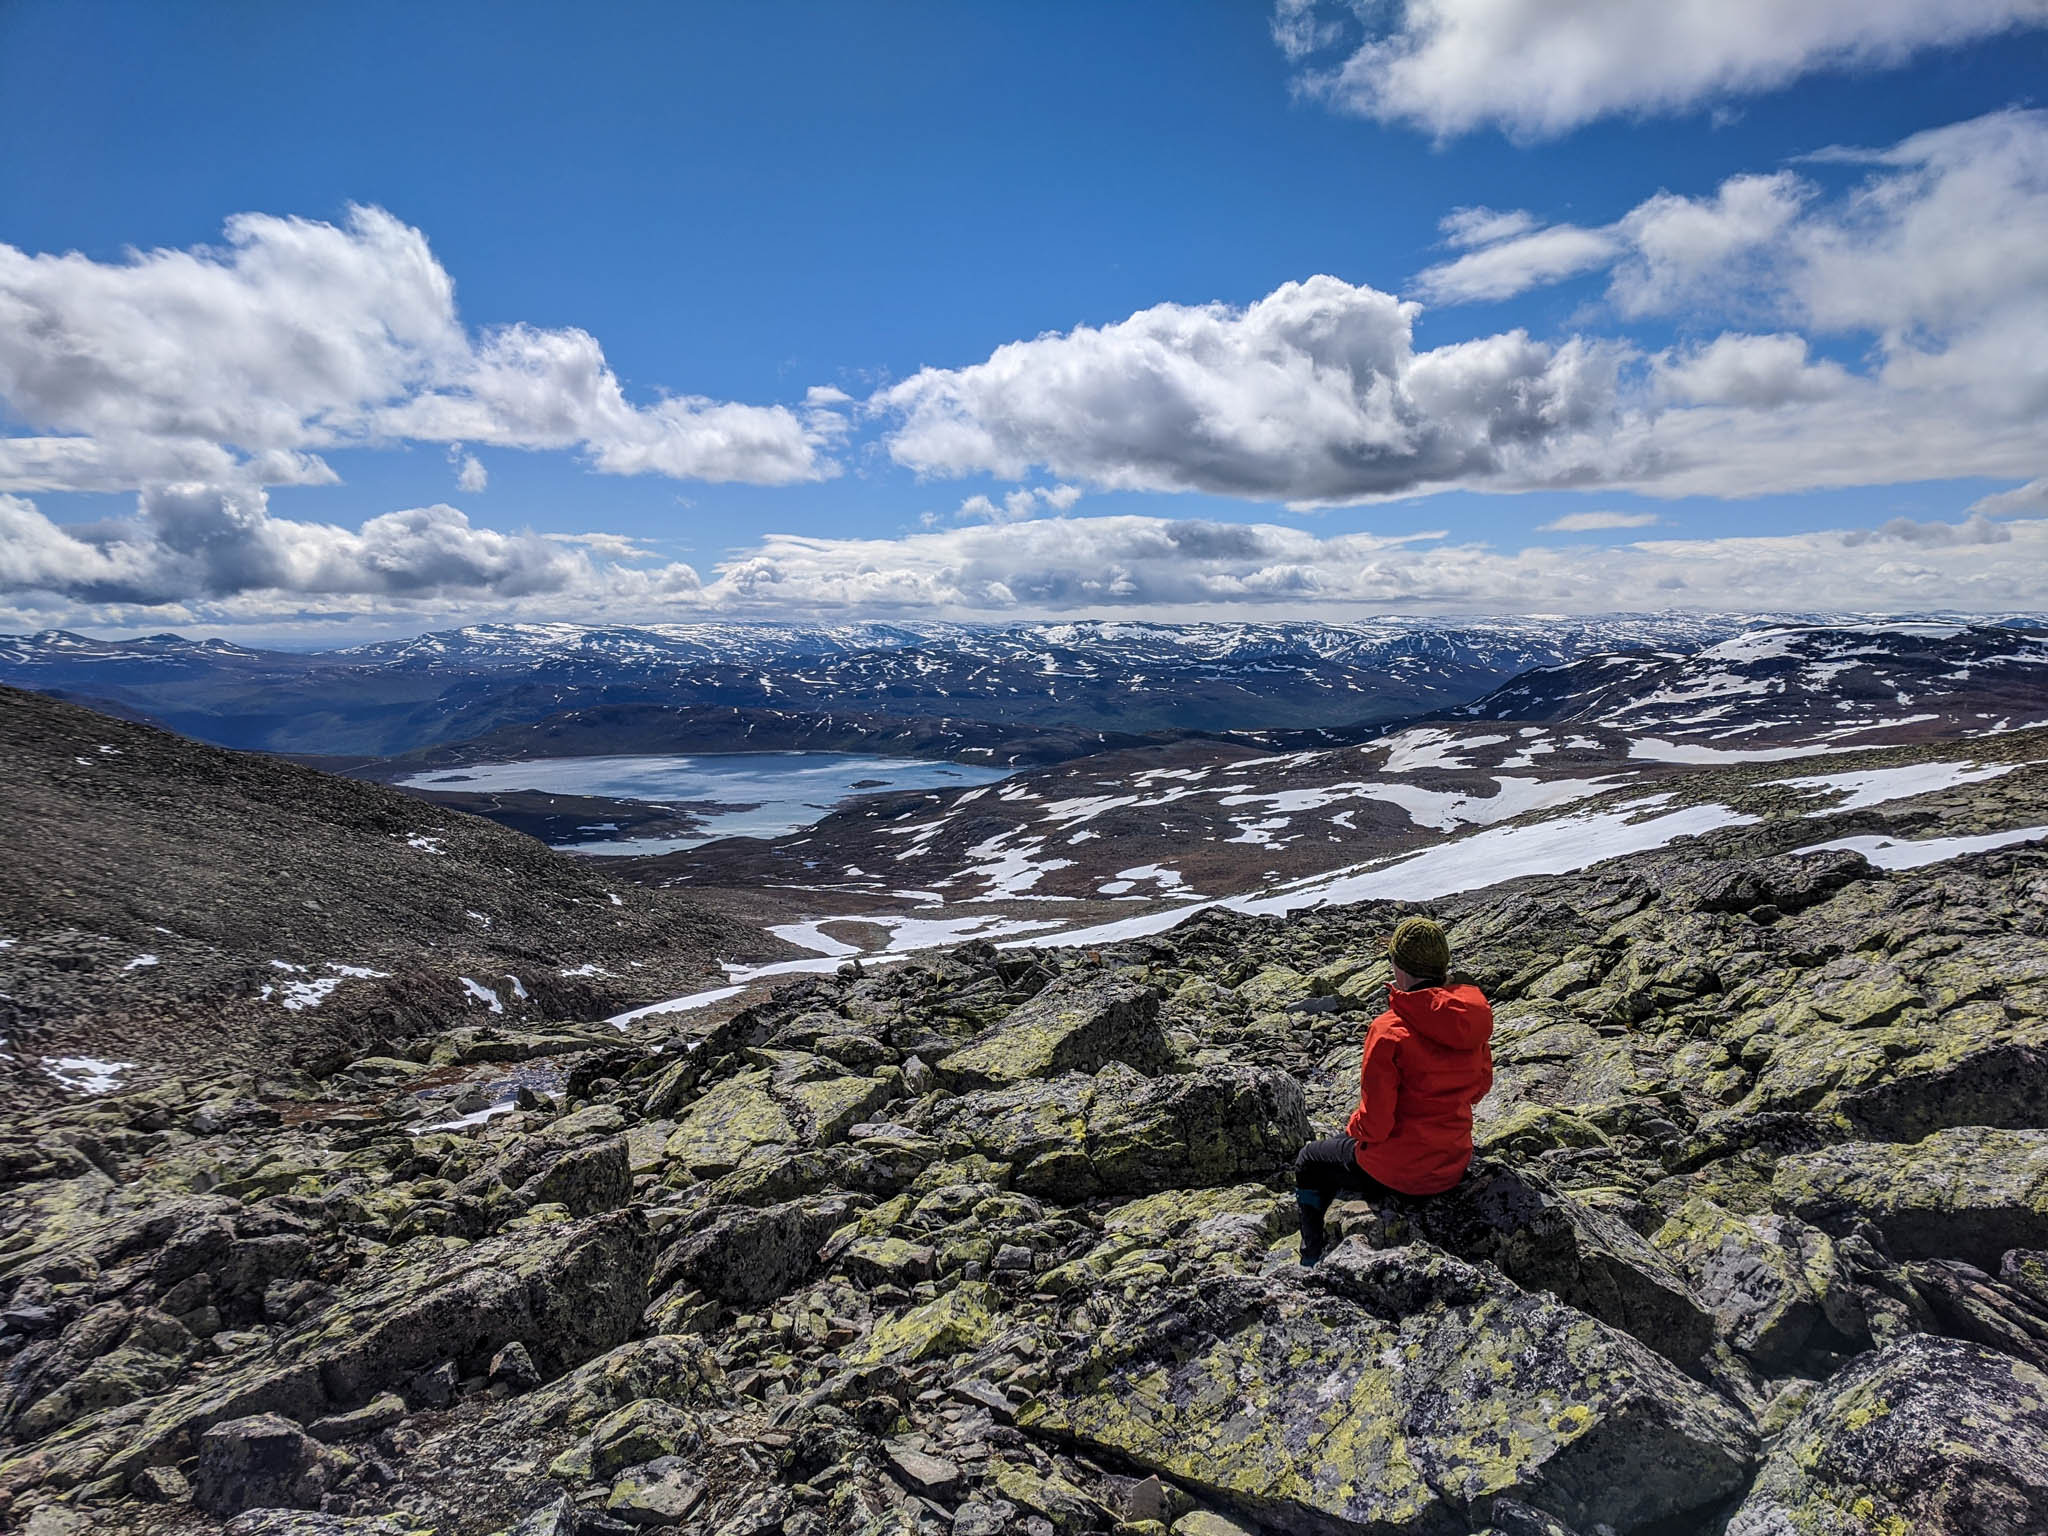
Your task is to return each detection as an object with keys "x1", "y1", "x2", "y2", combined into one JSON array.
[
  {"x1": 0, "y1": 487, "x2": 695, "y2": 608},
  {"x1": 0, "y1": 206, "x2": 840, "y2": 498},
  {"x1": 9, "y1": 503, "x2": 2048, "y2": 633},
  {"x1": 947, "y1": 484, "x2": 1086, "y2": 525},
  {"x1": 682, "y1": 511, "x2": 2048, "y2": 617},
  {"x1": 875, "y1": 275, "x2": 1628, "y2": 505},
  {"x1": 1277, "y1": 0, "x2": 2048, "y2": 139},
  {"x1": 1974, "y1": 478, "x2": 2048, "y2": 518},
  {"x1": 871, "y1": 113, "x2": 2046, "y2": 510}
]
